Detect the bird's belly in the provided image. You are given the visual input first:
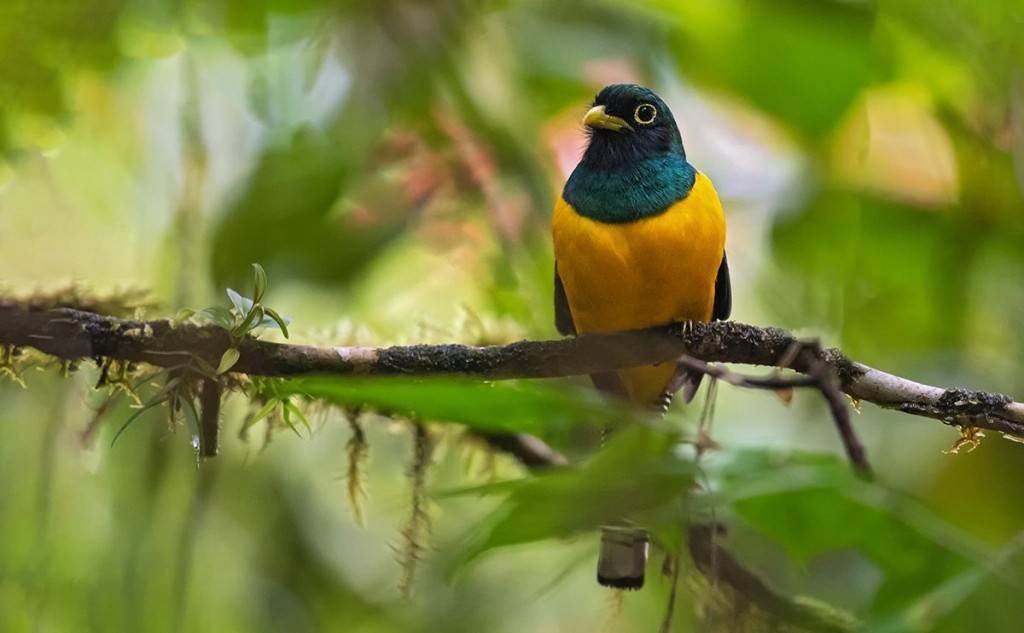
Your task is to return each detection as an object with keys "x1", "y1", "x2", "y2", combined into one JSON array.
[{"x1": 552, "y1": 182, "x2": 725, "y2": 334}]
